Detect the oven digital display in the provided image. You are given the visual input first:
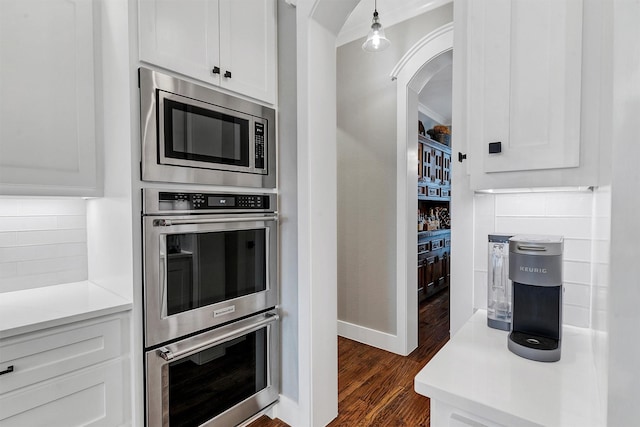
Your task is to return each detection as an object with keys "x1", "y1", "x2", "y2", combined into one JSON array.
[{"x1": 208, "y1": 196, "x2": 235, "y2": 207}]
